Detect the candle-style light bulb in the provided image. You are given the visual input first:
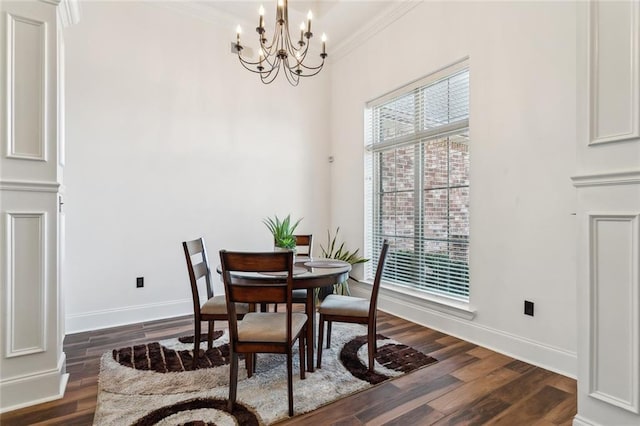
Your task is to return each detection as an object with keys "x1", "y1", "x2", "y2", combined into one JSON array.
[
  {"x1": 276, "y1": 0, "x2": 283, "y2": 21},
  {"x1": 258, "y1": 5, "x2": 265, "y2": 28},
  {"x1": 306, "y1": 10, "x2": 312, "y2": 33},
  {"x1": 321, "y1": 33, "x2": 327, "y2": 54},
  {"x1": 300, "y1": 22, "x2": 305, "y2": 41},
  {"x1": 236, "y1": 25, "x2": 242, "y2": 43}
]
